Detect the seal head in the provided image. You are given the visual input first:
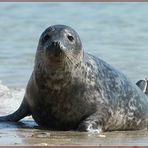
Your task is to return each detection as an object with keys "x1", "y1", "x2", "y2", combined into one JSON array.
[{"x1": 37, "y1": 25, "x2": 83, "y2": 66}]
